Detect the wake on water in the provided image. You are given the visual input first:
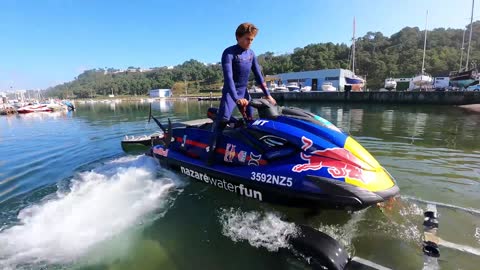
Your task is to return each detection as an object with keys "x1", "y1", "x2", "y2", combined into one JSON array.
[
  {"x1": 218, "y1": 203, "x2": 425, "y2": 257},
  {"x1": 219, "y1": 208, "x2": 299, "y2": 252},
  {"x1": 0, "y1": 155, "x2": 183, "y2": 269}
]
